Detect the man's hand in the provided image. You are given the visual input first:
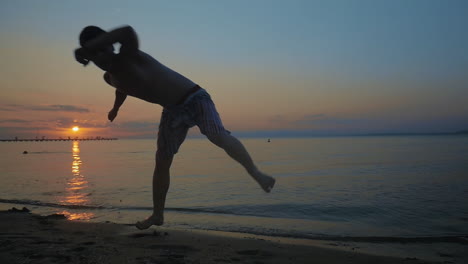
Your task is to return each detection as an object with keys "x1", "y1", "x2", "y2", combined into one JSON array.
[
  {"x1": 108, "y1": 108, "x2": 118, "y2": 122},
  {"x1": 74, "y1": 47, "x2": 92, "y2": 66}
]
